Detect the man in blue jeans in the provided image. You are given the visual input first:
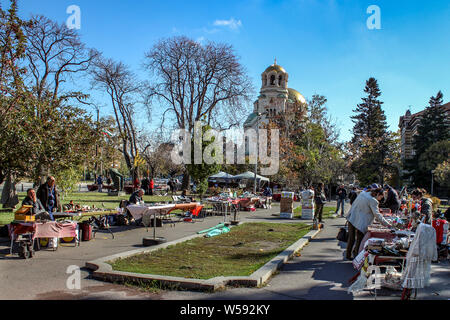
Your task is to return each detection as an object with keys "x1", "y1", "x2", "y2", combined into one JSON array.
[{"x1": 335, "y1": 185, "x2": 347, "y2": 217}]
